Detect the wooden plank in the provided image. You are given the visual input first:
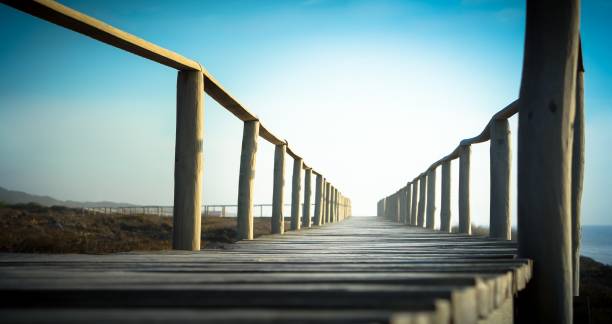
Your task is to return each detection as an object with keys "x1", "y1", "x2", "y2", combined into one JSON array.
[
  {"x1": 0, "y1": 217, "x2": 531, "y2": 323},
  {"x1": 0, "y1": 309, "x2": 398, "y2": 324}
]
